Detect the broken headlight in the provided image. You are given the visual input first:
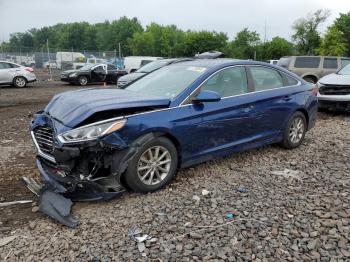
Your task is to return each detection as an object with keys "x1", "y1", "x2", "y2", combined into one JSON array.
[{"x1": 58, "y1": 119, "x2": 127, "y2": 143}]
